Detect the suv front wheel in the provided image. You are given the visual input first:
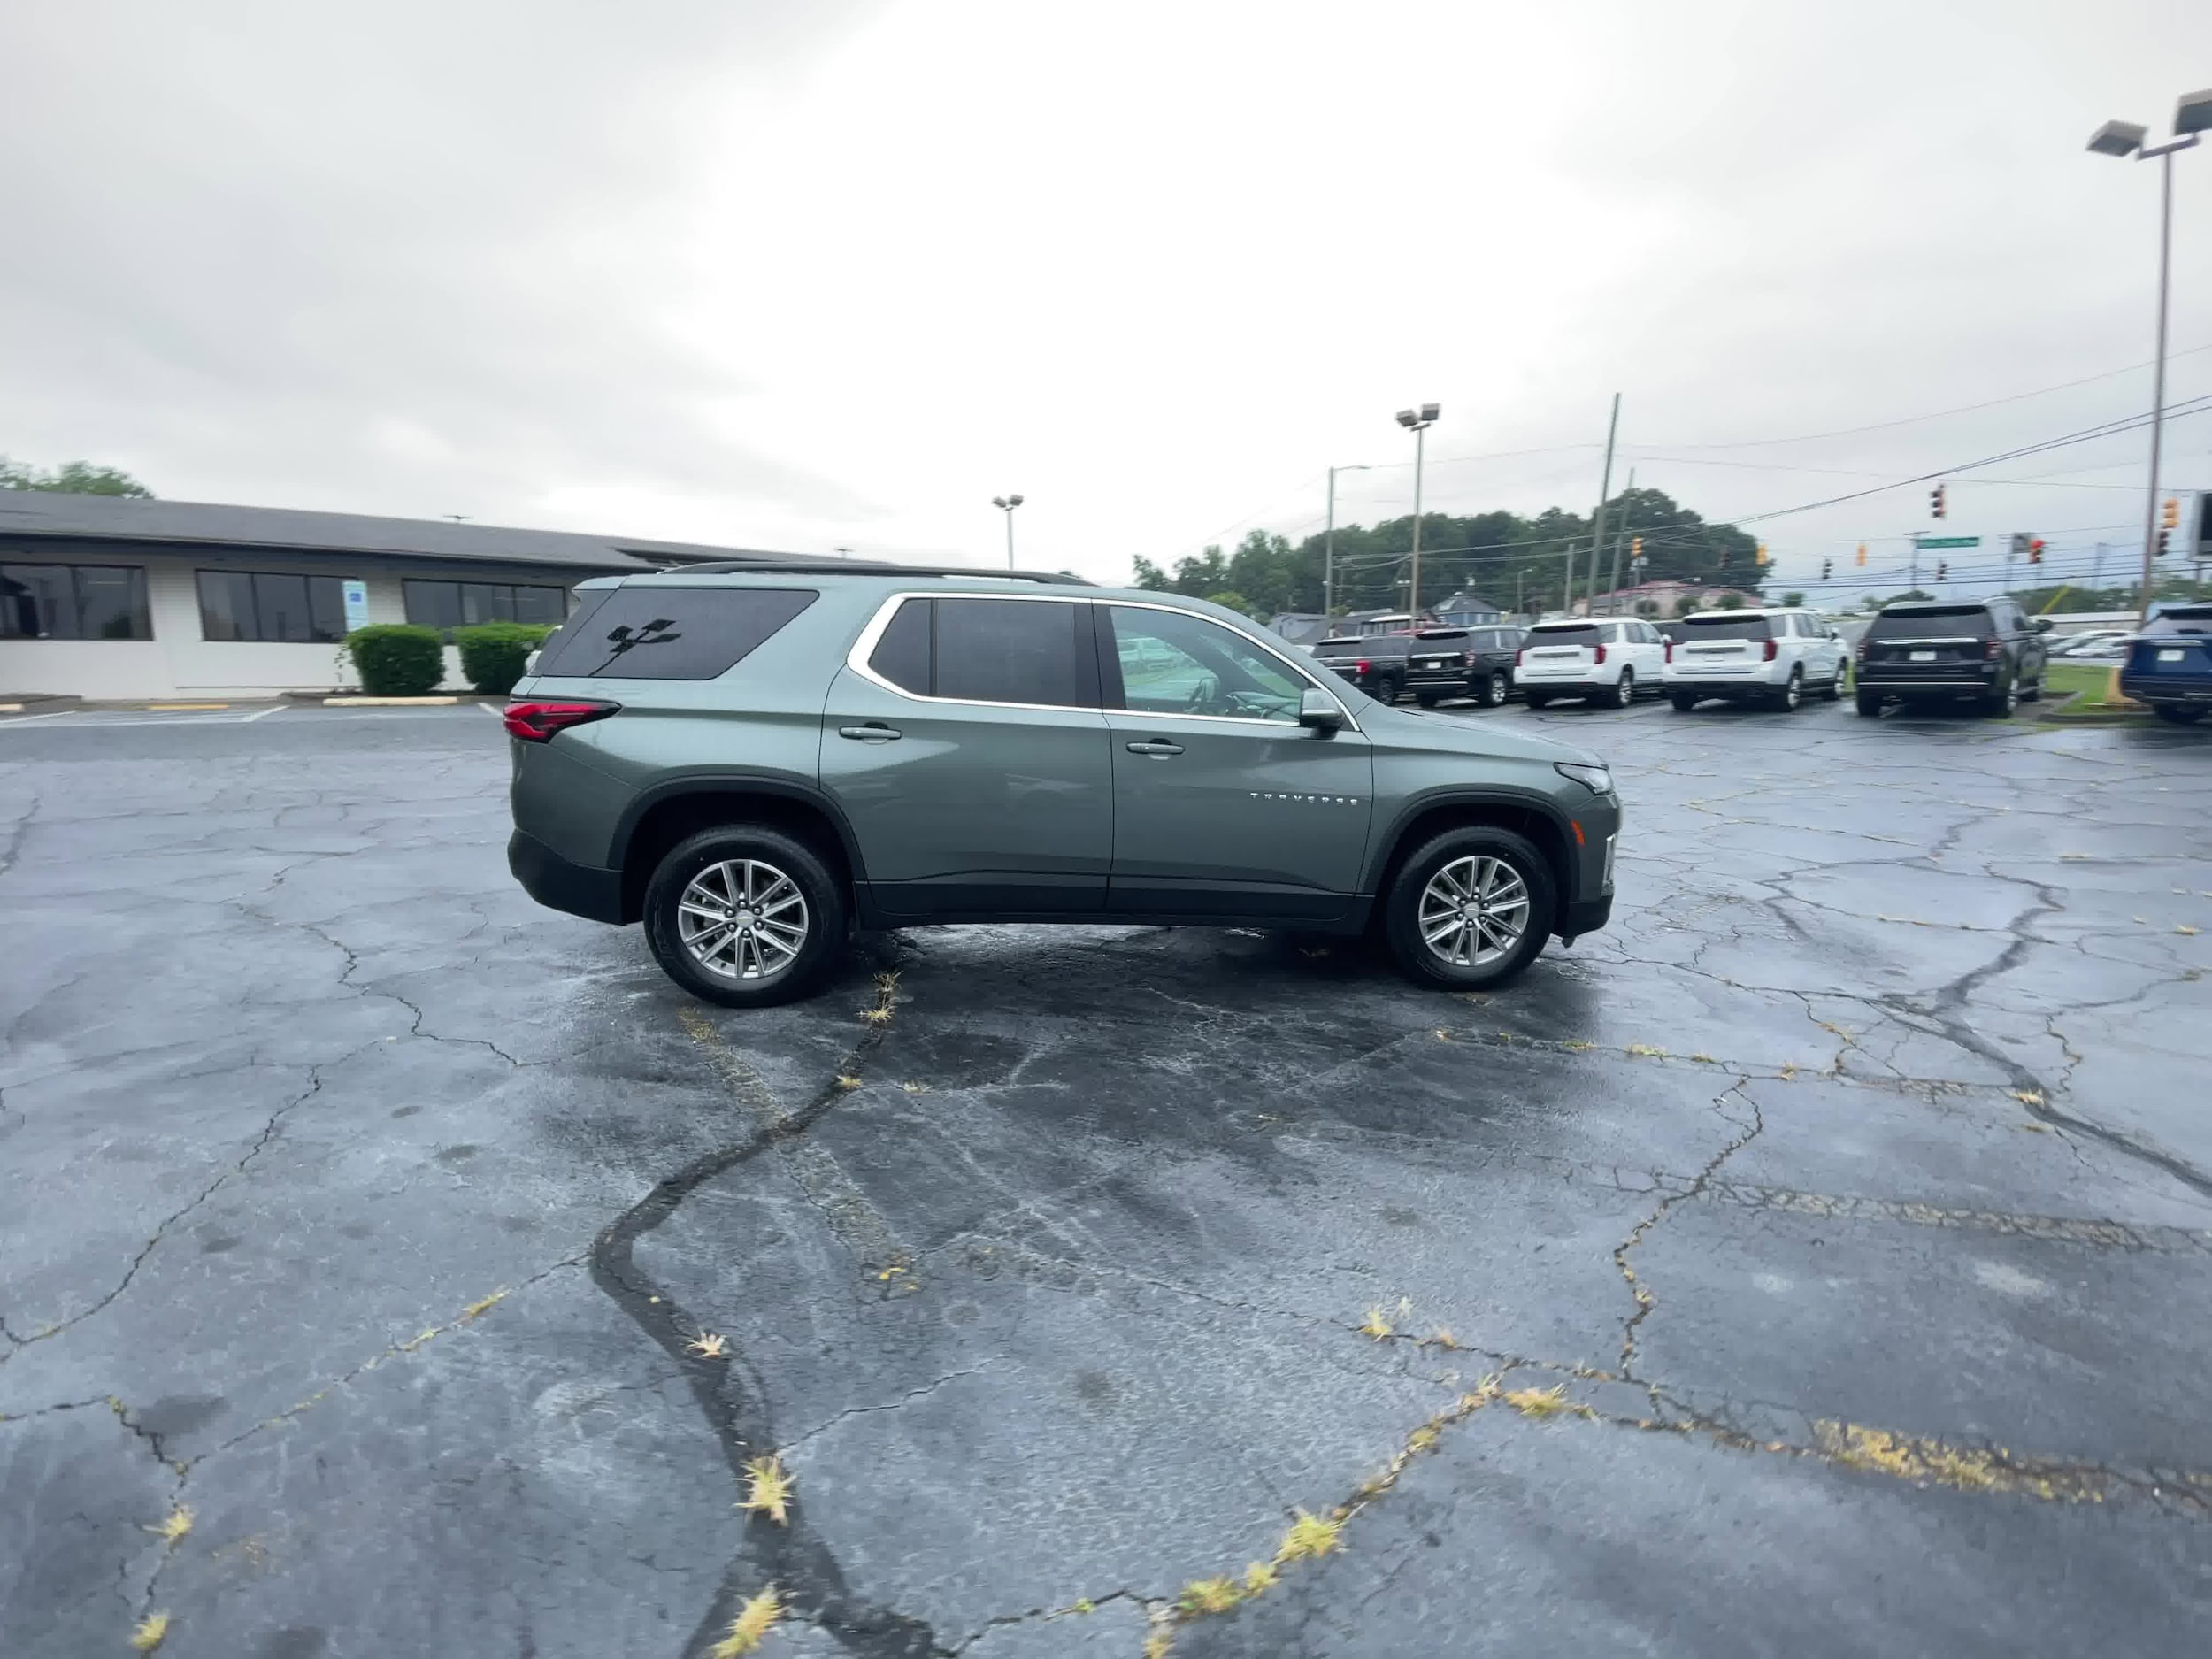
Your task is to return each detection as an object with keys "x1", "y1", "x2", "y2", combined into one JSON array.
[
  {"x1": 1384, "y1": 827, "x2": 1557, "y2": 991},
  {"x1": 643, "y1": 826, "x2": 846, "y2": 1007}
]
